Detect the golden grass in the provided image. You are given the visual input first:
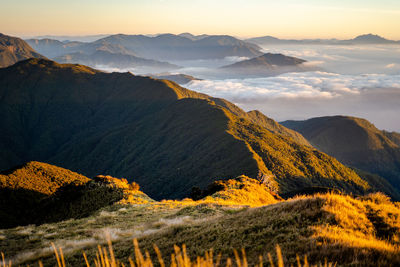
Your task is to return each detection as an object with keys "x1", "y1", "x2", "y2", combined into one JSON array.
[{"x1": 1, "y1": 238, "x2": 334, "y2": 267}]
